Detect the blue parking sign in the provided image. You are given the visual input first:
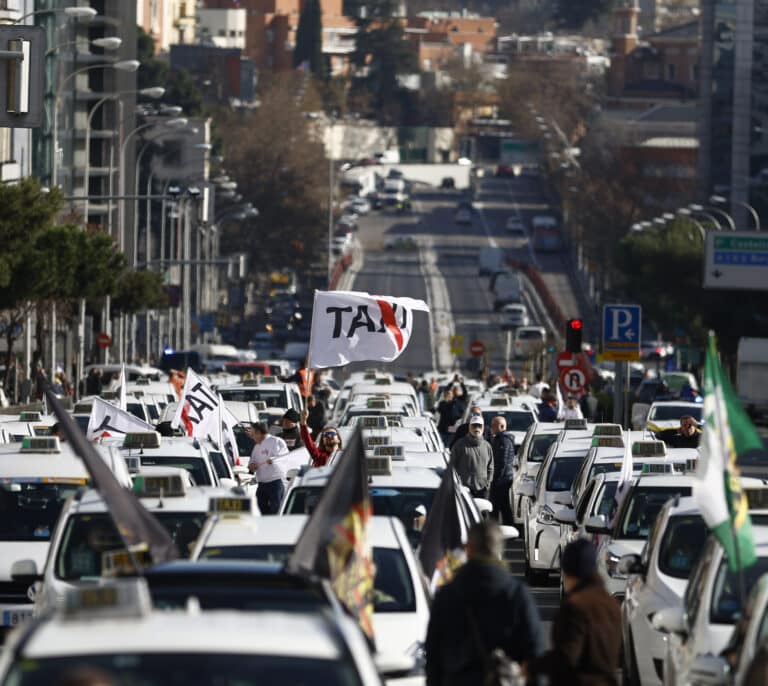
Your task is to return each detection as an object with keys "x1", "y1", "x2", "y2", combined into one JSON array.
[{"x1": 602, "y1": 304, "x2": 641, "y2": 361}]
